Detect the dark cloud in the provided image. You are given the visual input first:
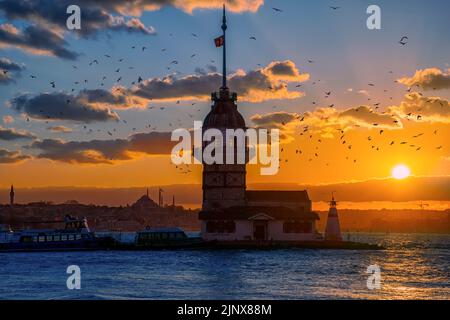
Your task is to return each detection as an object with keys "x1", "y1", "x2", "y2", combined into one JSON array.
[
  {"x1": 0, "y1": 148, "x2": 30, "y2": 163},
  {"x1": 10, "y1": 91, "x2": 120, "y2": 122},
  {"x1": 0, "y1": 57, "x2": 25, "y2": 84},
  {"x1": 251, "y1": 111, "x2": 299, "y2": 129},
  {"x1": 61, "y1": 0, "x2": 264, "y2": 15},
  {"x1": 28, "y1": 131, "x2": 175, "y2": 164},
  {"x1": 0, "y1": 0, "x2": 155, "y2": 38},
  {"x1": 398, "y1": 68, "x2": 450, "y2": 90},
  {"x1": 29, "y1": 138, "x2": 131, "y2": 164},
  {"x1": 0, "y1": 23, "x2": 78, "y2": 60},
  {"x1": 125, "y1": 60, "x2": 309, "y2": 103},
  {"x1": 389, "y1": 93, "x2": 450, "y2": 123},
  {"x1": 0, "y1": 57, "x2": 24, "y2": 71},
  {"x1": 265, "y1": 60, "x2": 302, "y2": 78},
  {"x1": 0, "y1": 126, "x2": 35, "y2": 140}
]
